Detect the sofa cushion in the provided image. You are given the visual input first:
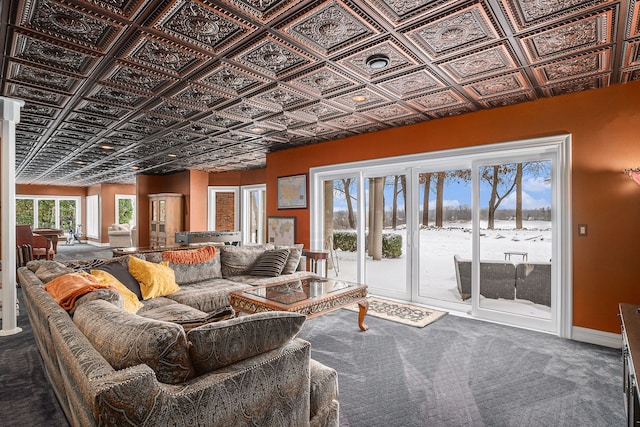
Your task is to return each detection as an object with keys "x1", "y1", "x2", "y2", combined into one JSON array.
[
  {"x1": 73, "y1": 299, "x2": 195, "y2": 385},
  {"x1": 309, "y1": 359, "x2": 339, "y2": 418},
  {"x1": 93, "y1": 259, "x2": 142, "y2": 300},
  {"x1": 226, "y1": 271, "x2": 317, "y2": 287},
  {"x1": 160, "y1": 247, "x2": 223, "y2": 285},
  {"x1": 250, "y1": 248, "x2": 290, "y2": 277},
  {"x1": 90, "y1": 269, "x2": 143, "y2": 313},
  {"x1": 138, "y1": 304, "x2": 234, "y2": 331},
  {"x1": 128, "y1": 256, "x2": 180, "y2": 300},
  {"x1": 187, "y1": 311, "x2": 306, "y2": 374},
  {"x1": 44, "y1": 272, "x2": 112, "y2": 311},
  {"x1": 33, "y1": 261, "x2": 74, "y2": 283},
  {"x1": 165, "y1": 279, "x2": 251, "y2": 313},
  {"x1": 219, "y1": 245, "x2": 273, "y2": 278},
  {"x1": 280, "y1": 244, "x2": 304, "y2": 274}
]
